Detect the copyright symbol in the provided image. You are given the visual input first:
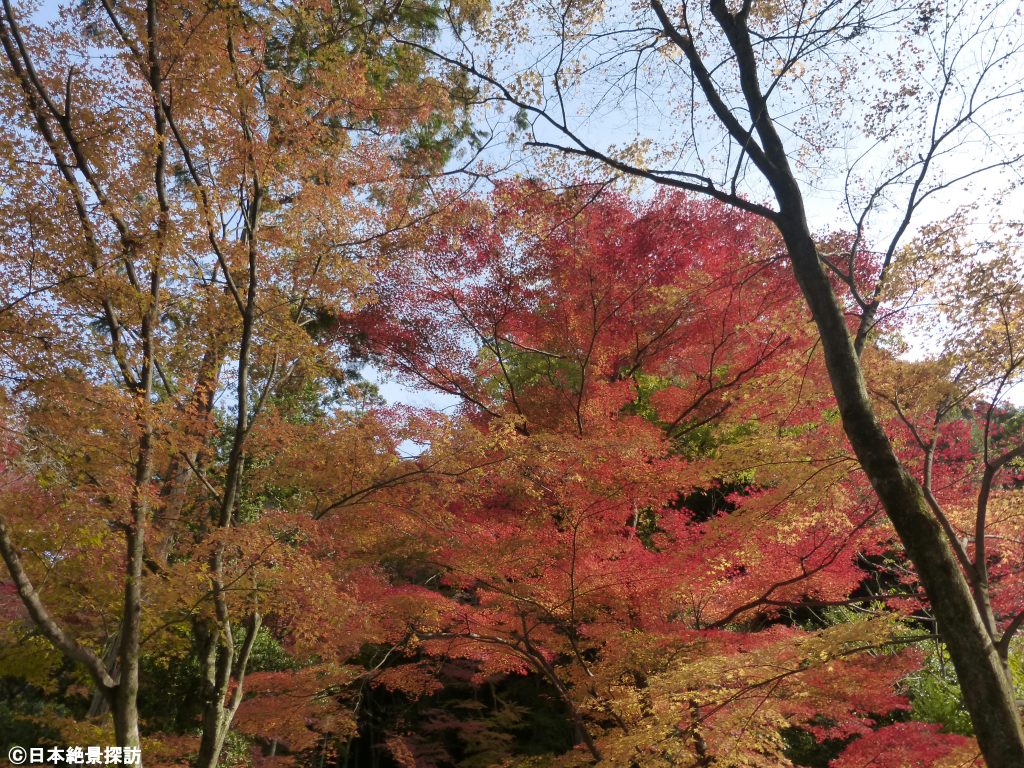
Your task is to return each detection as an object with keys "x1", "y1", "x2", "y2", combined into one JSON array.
[{"x1": 8, "y1": 746, "x2": 27, "y2": 765}]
